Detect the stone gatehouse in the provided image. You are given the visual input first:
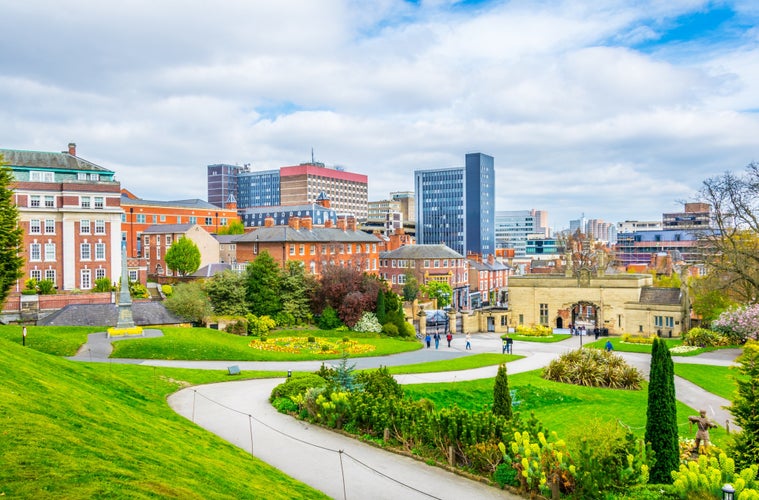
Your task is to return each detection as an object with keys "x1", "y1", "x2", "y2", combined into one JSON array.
[{"x1": 508, "y1": 272, "x2": 688, "y2": 337}]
